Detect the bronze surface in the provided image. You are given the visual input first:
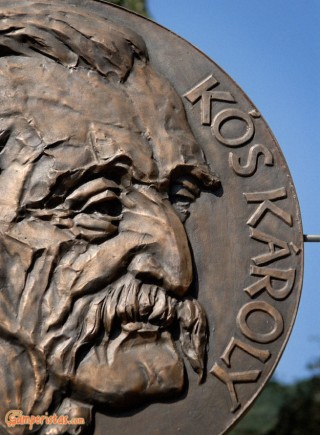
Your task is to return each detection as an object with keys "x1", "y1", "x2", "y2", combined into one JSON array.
[{"x1": 0, "y1": 1, "x2": 303, "y2": 434}]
